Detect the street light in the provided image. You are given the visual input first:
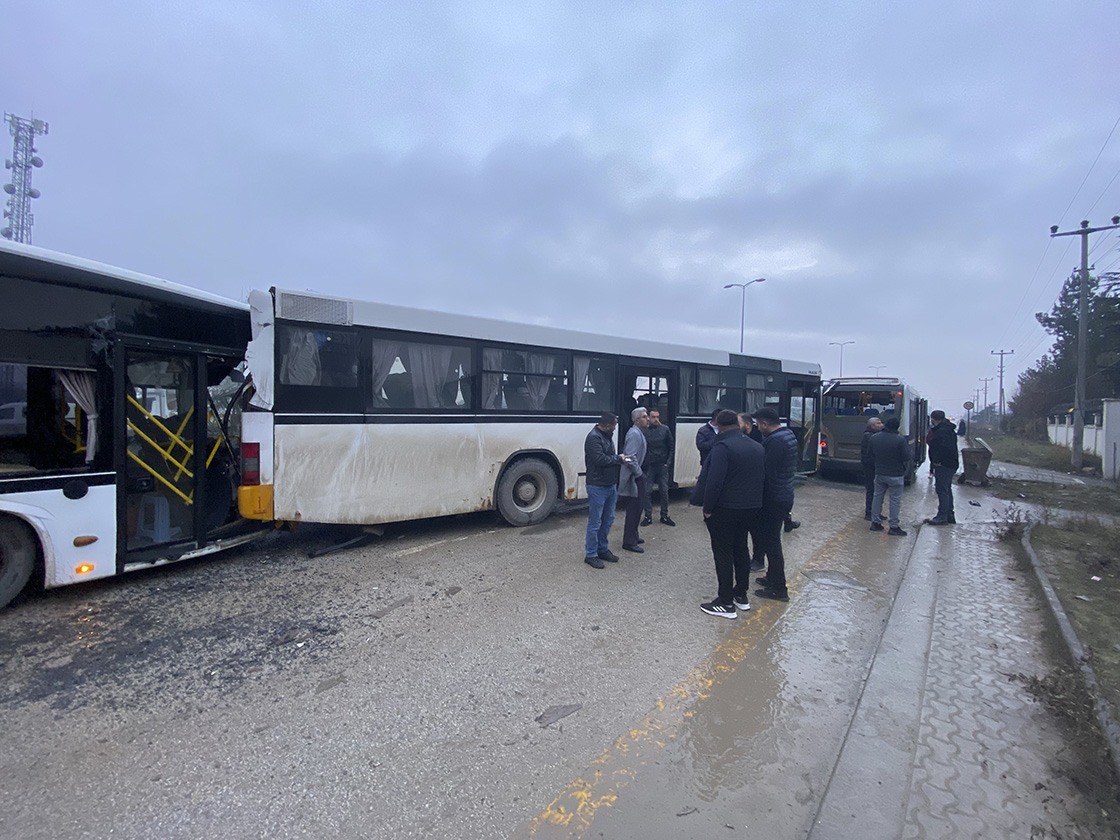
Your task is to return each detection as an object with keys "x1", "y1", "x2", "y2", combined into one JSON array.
[
  {"x1": 869, "y1": 365, "x2": 886, "y2": 376},
  {"x1": 723, "y1": 278, "x2": 766, "y2": 353},
  {"x1": 829, "y1": 340, "x2": 855, "y2": 377}
]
